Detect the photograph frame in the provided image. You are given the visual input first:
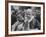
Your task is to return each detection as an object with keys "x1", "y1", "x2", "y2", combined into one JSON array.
[{"x1": 5, "y1": 0, "x2": 45, "y2": 37}]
